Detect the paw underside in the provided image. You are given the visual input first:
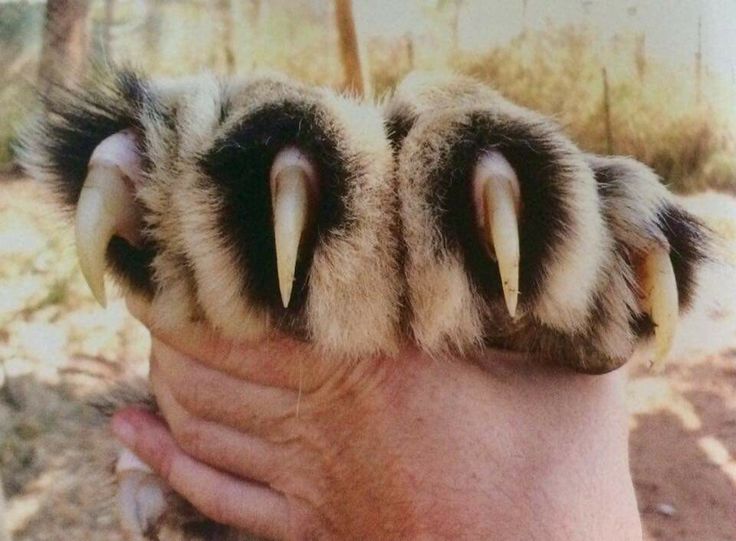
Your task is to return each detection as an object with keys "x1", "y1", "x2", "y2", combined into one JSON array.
[{"x1": 18, "y1": 70, "x2": 710, "y2": 539}]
